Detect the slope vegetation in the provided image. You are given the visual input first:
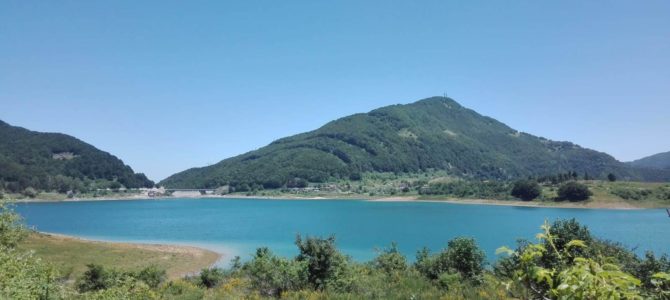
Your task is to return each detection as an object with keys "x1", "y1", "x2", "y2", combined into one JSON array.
[
  {"x1": 0, "y1": 120, "x2": 153, "y2": 193},
  {"x1": 161, "y1": 97, "x2": 666, "y2": 189},
  {"x1": 628, "y1": 151, "x2": 670, "y2": 170}
]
